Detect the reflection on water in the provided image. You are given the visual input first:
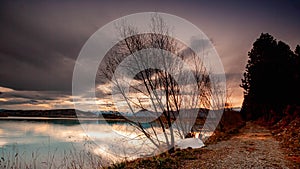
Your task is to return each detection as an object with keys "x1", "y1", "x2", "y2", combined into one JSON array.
[
  {"x1": 0, "y1": 117, "x2": 201, "y2": 168},
  {"x1": 0, "y1": 118, "x2": 136, "y2": 167},
  {"x1": 0, "y1": 117, "x2": 170, "y2": 167}
]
